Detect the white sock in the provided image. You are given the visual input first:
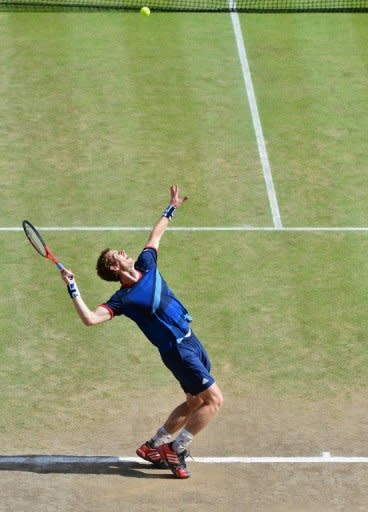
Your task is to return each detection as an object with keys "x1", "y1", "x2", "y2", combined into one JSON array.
[
  {"x1": 150, "y1": 426, "x2": 172, "y2": 448},
  {"x1": 172, "y1": 428, "x2": 194, "y2": 453}
]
